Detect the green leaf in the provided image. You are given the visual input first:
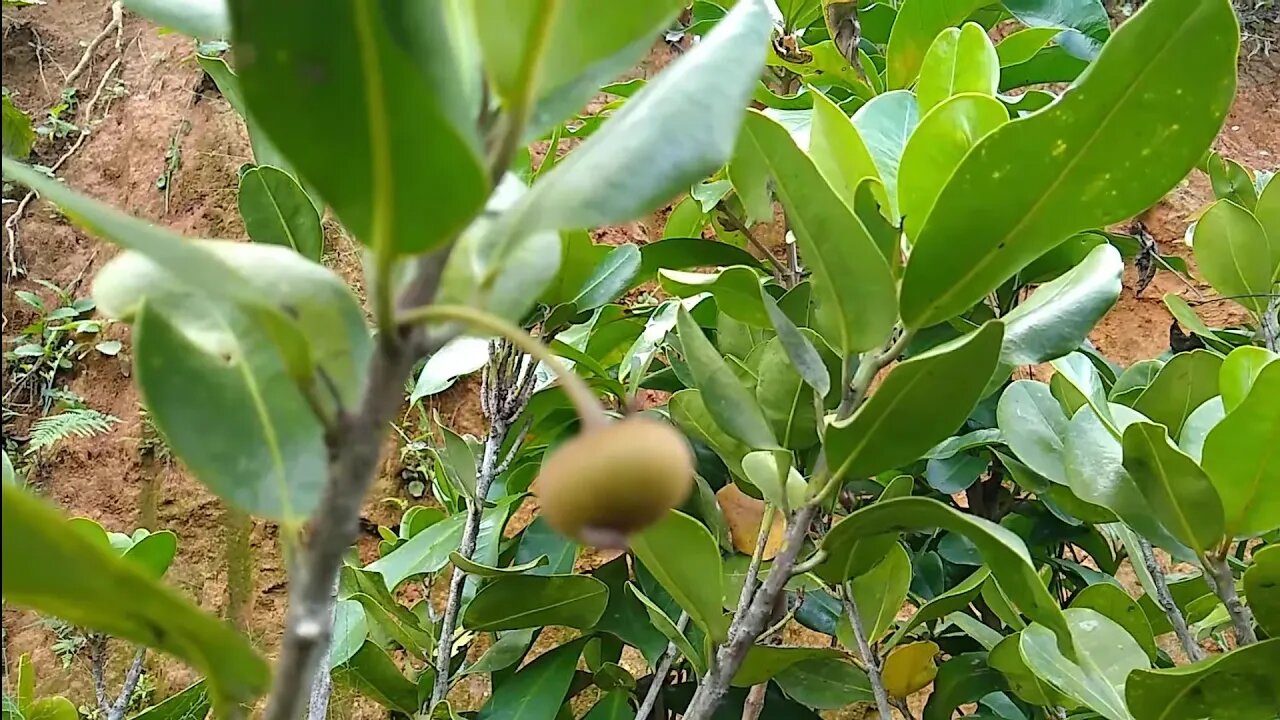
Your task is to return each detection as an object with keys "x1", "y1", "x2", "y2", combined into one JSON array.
[
  {"x1": 449, "y1": 553, "x2": 548, "y2": 578},
  {"x1": 237, "y1": 166, "x2": 323, "y2": 262},
  {"x1": 335, "y1": 641, "x2": 417, "y2": 715},
  {"x1": 130, "y1": 303, "x2": 325, "y2": 522},
  {"x1": 998, "y1": 380, "x2": 1070, "y2": 484},
  {"x1": 461, "y1": 628, "x2": 536, "y2": 676},
  {"x1": 734, "y1": 646, "x2": 844, "y2": 687},
  {"x1": 129, "y1": 680, "x2": 211, "y2": 720},
  {"x1": 774, "y1": 657, "x2": 874, "y2": 709},
  {"x1": 851, "y1": 90, "x2": 920, "y2": 221},
  {"x1": 887, "y1": 567, "x2": 991, "y2": 649},
  {"x1": 635, "y1": 237, "x2": 765, "y2": 284},
  {"x1": 885, "y1": 0, "x2": 988, "y2": 89},
  {"x1": 1019, "y1": 608, "x2": 1150, "y2": 720},
  {"x1": 808, "y1": 90, "x2": 886, "y2": 215},
  {"x1": 583, "y1": 690, "x2": 632, "y2": 720},
  {"x1": 329, "y1": 599, "x2": 368, "y2": 670},
  {"x1": 660, "y1": 267, "x2": 770, "y2": 327},
  {"x1": 676, "y1": 308, "x2": 777, "y2": 449},
  {"x1": 1177, "y1": 397, "x2": 1224, "y2": 463},
  {"x1": 194, "y1": 54, "x2": 298, "y2": 184},
  {"x1": 899, "y1": 93, "x2": 1008, "y2": 240},
  {"x1": 25, "y1": 697, "x2": 79, "y2": 720},
  {"x1": 515, "y1": 517, "x2": 576, "y2": 576},
  {"x1": 846, "y1": 542, "x2": 913, "y2": 644},
  {"x1": 630, "y1": 510, "x2": 728, "y2": 642},
  {"x1": 1243, "y1": 546, "x2": 1280, "y2": 637},
  {"x1": 121, "y1": 529, "x2": 178, "y2": 579},
  {"x1": 898, "y1": 0, "x2": 1238, "y2": 328},
  {"x1": 1256, "y1": 172, "x2": 1280, "y2": 241},
  {"x1": 1121, "y1": 421, "x2": 1225, "y2": 552},
  {"x1": 477, "y1": 637, "x2": 587, "y2": 720},
  {"x1": 999, "y1": 244, "x2": 1124, "y2": 368},
  {"x1": 1219, "y1": 346, "x2": 1277, "y2": 413},
  {"x1": 502, "y1": 0, "x2": 769, "y2": 236},
  {"x1": 815, "y1": 476, "x2": 914, "y2": 584},
  {"x1": 2, "y1": 94, "x2": 35, "y2": 159},
  {"x1": 1192, "y1": 199, "x2": 1278, "y2": 316},
  {"x1": 229, "y1": 0, "x2": 486, "y2": 253},
  {"x1": 740, "y1": 110, "x2": 897, "y2": 355},
  {"x1": 1002, "y1": 0, "x2": 1111, "y2": 58},
  {"x1": 1112, "y1": 358, "x2": 1166, "y2": 406},
  {"x1": 342, "y1": 567, "x2": 435, "y2": 660},
  {"x1": 573, "y1": 244, "x2": 641, "y2": 312},
  {"x1": 755, "y1": 337, "x2": 822, "y2": 450},
  {"x1": 922, "y1": 653, "x2": 1004, "y2": 720},
  {"x1": 368, "y1": 498, "x2": 517, "y2": 590},
  {"x1": 822, "y1": 496, "x2": 1073, "y2": 653},
  {"x1": 1, "y1": 486, "x2": 267, "y2": 711},
  {"x1": 916, "y1": 24, "x2": 999, "y2": 112},
  {"x1": 122, "y1": 0, "x2": 228, "y2": 38},
  {"x1": 989, "y1": 632, "x2": 1069, "y2": 706},
  {"x1": 994, "y1": 27, "x2": 1063, "y2": 67},
  {"x1": 591, "y1": 556, "x2": 667, "y2": 665},
  {"x1": 2, "y1": 450, "x2": 16, "y2": 486},
  {"x1": 1125, "y1": 638, "x2": 1280, "y2": 720},
  {"x1": 1201, "y1": 360, "x2": 1280, "y2": 538},
  {"x1": 462, "y1": 574, "x2": 608, "y2": 632},
  {"x1": 1069, "y1": 583, "x2": 1156, "y2": 661},
  {"x1": 627, "y1": 583, "x2": 705, "y2": 675},
  {"x1": 1161, "y1": 294, "x2": 1232, "y2": 354},
  {"x1": 826, "y1": 321, "x2": 1004, "y2": 479},
  {"x1": 669, "y1": 389, "x2": 751, "y2": 478},
  {"x1": 1206, "y1": 153, "x2": 1258, "y2": 209}
]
